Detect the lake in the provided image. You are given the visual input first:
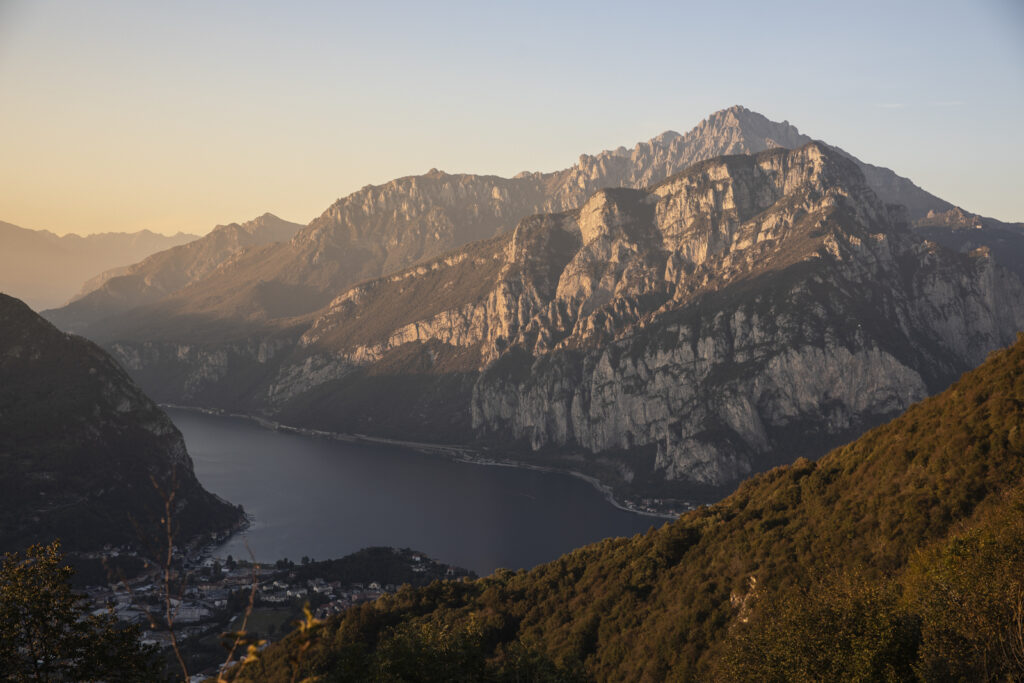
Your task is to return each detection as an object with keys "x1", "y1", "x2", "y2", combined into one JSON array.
[{"x1": 168, "y1": 408, "x2": 664, "y2": 576}]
